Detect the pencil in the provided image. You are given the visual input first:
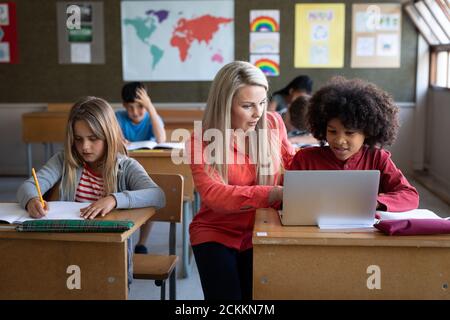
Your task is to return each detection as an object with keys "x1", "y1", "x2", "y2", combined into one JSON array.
[{"x1": 31, "y1": 168, "x2": 46, "y2": 209}]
